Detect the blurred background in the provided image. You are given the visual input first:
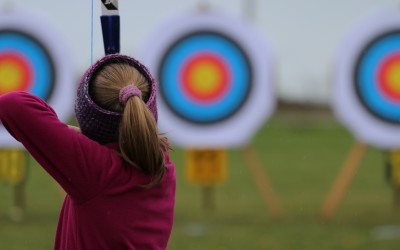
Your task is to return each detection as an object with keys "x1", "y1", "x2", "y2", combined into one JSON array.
[
  {"x1": 1, "y1": 0, "x2": 400, "y2": 249},
  {"x1": 3, "y1": 0, "x2": 398, "y2": 105}
]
